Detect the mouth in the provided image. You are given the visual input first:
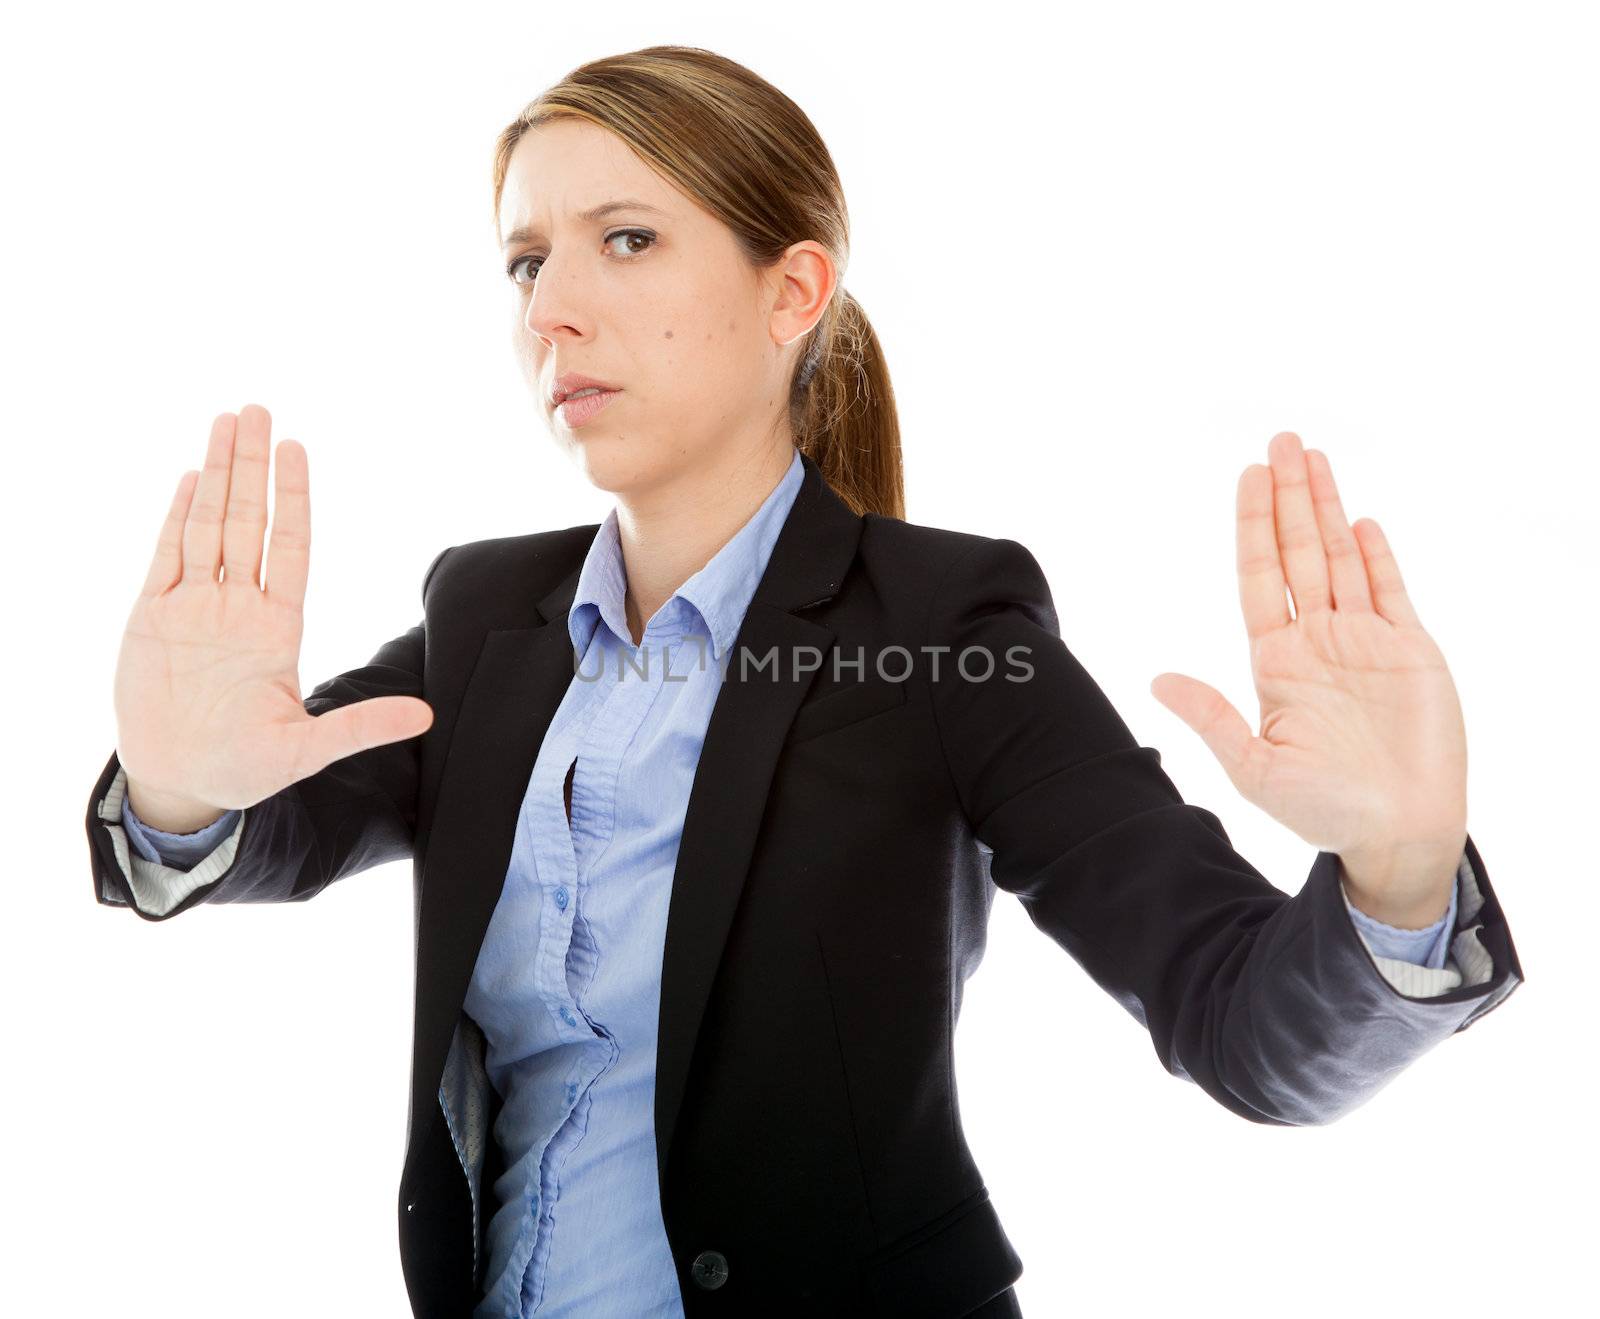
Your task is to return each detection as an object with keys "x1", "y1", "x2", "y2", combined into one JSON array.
[
  {"x1": 550, "y1": 372, "x2": 624, "y2": 406},
  {"x1": 556, "y1": 387, "x2": 622, "y2": 428}
]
